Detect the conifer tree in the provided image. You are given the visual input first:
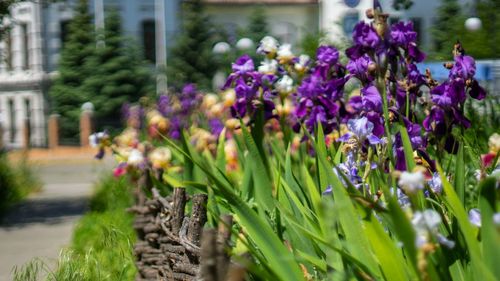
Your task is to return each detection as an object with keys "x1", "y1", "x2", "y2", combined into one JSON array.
[
  {"x1": 431, "y1": 0, "x2": 499, "y2": 60},
  {"x1": 461, "y1": 0, "x2": 500, "y2": 59},
  {"x1": 245, "y1": 5, "x2": 269, "y2": 44},
  {"x1": 167, "y1": 0, "x2": 216, "y2": 90},
  {"x1": 49, "y1": 0, "x2": 94, "y2": 141},
  {"x1": 431, "y1": 0, "x2": 463, "y2": 60},
  {"x1": 82, "y1": 10, "x2": 153, "y2": 130}
]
